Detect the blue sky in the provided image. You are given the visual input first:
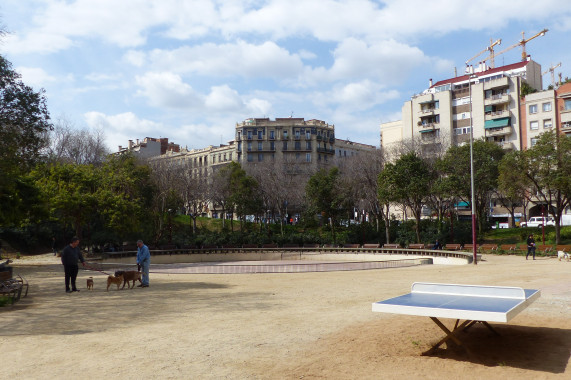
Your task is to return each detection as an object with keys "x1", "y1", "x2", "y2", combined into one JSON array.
[{"x1": 2, "y1": 0, "x2": 570, "y2": 151}]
